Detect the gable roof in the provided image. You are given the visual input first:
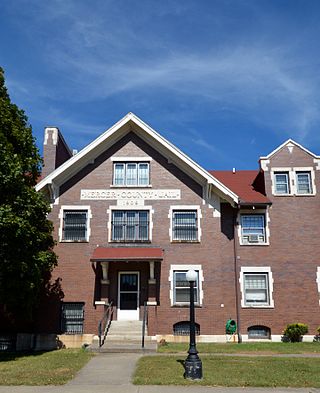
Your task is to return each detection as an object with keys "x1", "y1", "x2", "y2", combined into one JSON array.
[
  {"x1": 36, "y1": 112, "x2": 239, "y2": 204},
  {"x1": 260, "y1": 138, "x2": 320, "y2": 161},
  {"x1": 210, "y1": 170, "x2": 271, "y2": 205}
]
